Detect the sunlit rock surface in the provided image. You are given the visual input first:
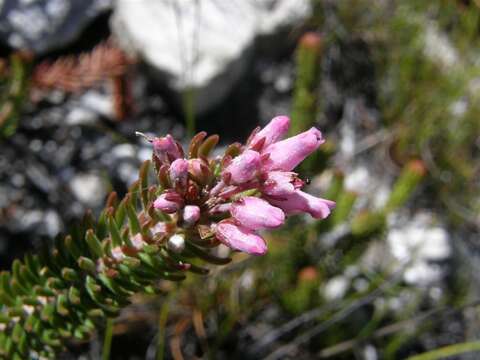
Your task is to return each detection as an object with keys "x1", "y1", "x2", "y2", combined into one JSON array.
[
  {"x1": 0, "y1": 0, "x2": 111, "y2": 53},
  {"x1": 111, "y1": 0, "x2": 311, "y2": 113}
]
